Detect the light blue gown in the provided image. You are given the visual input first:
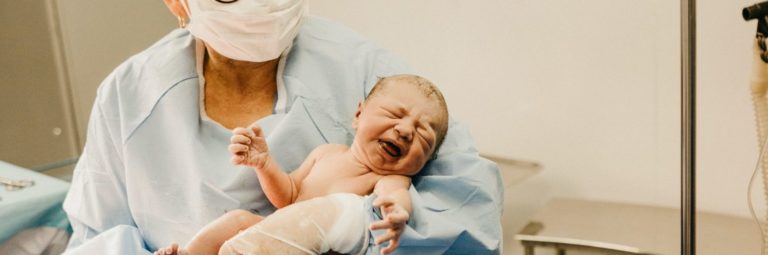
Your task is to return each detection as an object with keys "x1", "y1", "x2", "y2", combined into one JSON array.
[{"x1": 62, "y1": 16, "x2": 503, "y2": 255}]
